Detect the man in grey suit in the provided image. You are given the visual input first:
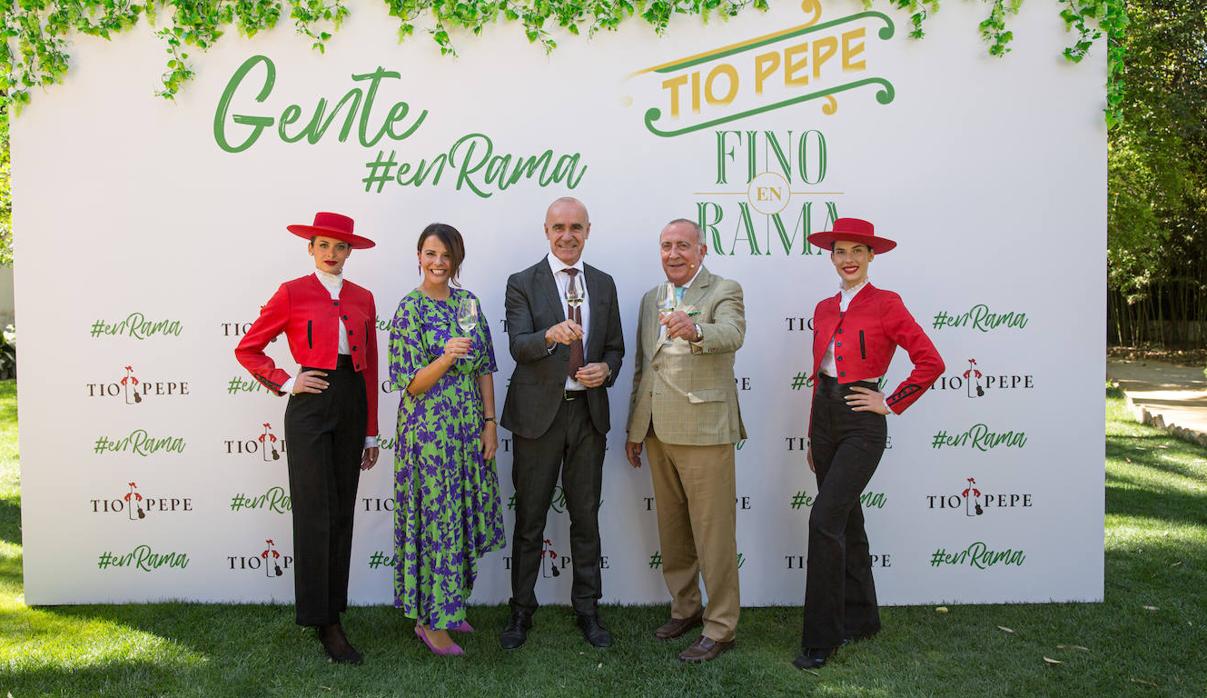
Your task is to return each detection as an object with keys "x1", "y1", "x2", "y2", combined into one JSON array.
[
  {"x1": 499, "y1": 197, "x2": 624, "y2": 650},
  {"x1": 625, "y1": 218, "x2": 746, "y2": 663}
]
